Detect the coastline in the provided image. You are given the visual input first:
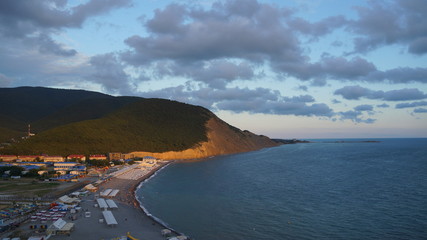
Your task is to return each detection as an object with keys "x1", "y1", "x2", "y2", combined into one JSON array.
[
  {"x1": 133, "y1": 162, "x2": 183, "y2": 236},
  {"x1": 49, "y1": 161, "x2": 181, "y2": 240}
]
